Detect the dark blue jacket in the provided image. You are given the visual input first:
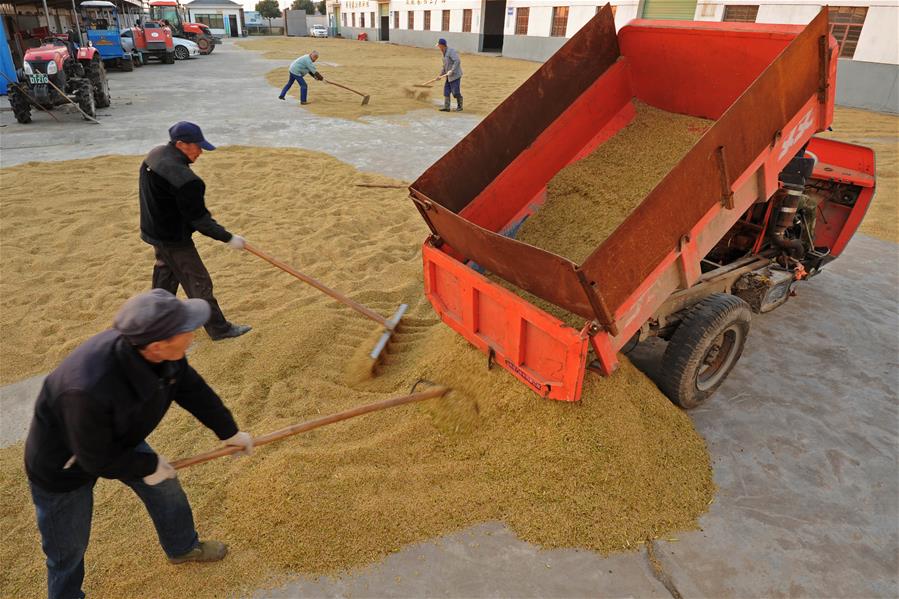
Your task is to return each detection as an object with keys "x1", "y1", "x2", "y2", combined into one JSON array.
[{"x1": 24, "y1": 329, "x2": 238, "y2": 492}]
